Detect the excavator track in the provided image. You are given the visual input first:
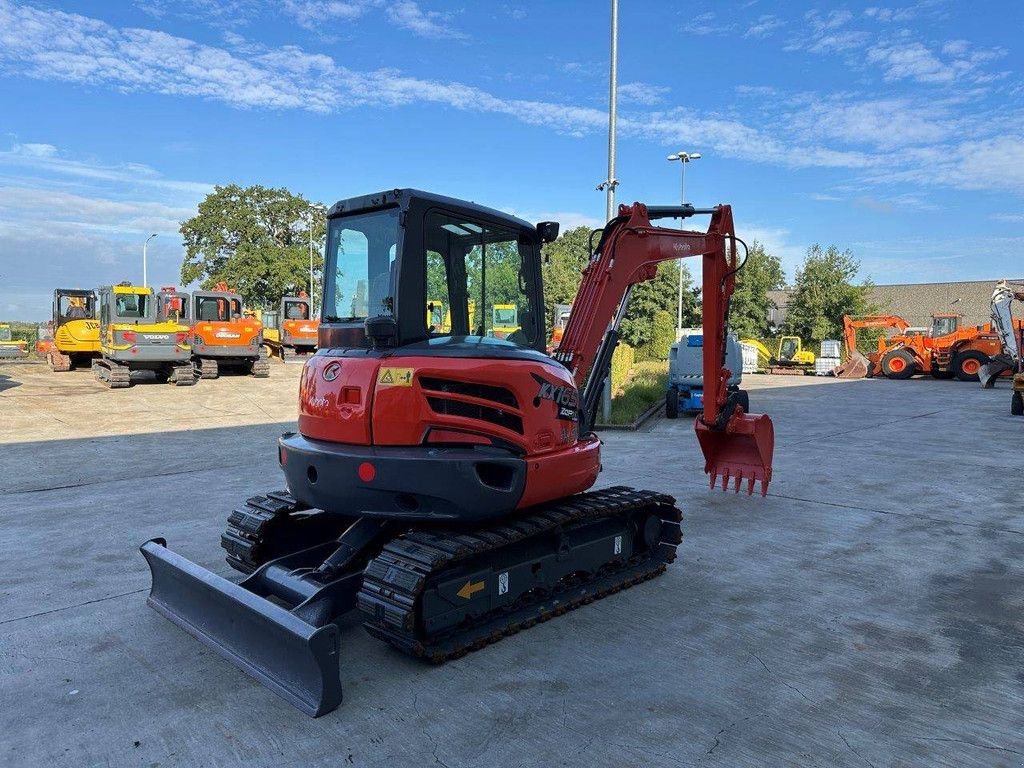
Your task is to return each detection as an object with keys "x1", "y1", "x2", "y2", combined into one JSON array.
[
  {"x1": 358, "y1": 486, "x2": 682, "y2": 662},
  {"x1": 49, "y1": 349, "x2": 72, "y2": 372},
  {"x1": 92, "y1": 359, "x2": 131, "y2": 388},
  {"x1": 250, "y1": 355, "x2": 271, "y2": 378},
  {"x1": 170, "y1": 364, "x2": 197, "y2": 386},
  {"x1": 221, "y1": 491, "x2": 353, "y2": 574},
  {"x1": 196, "y1": 357, "x2": 219, "y2": 379}
]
